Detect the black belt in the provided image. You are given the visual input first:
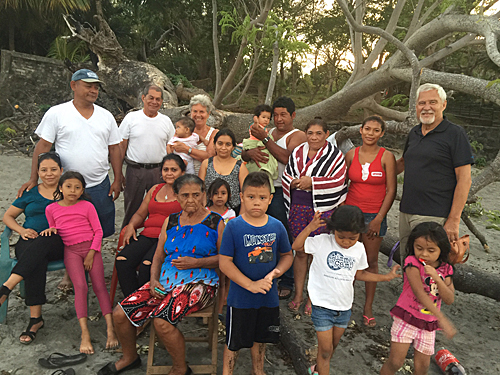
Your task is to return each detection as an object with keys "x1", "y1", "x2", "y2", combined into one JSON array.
[{"x1": 125, "y1": 159, "x2": 162, "y2": 169}]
